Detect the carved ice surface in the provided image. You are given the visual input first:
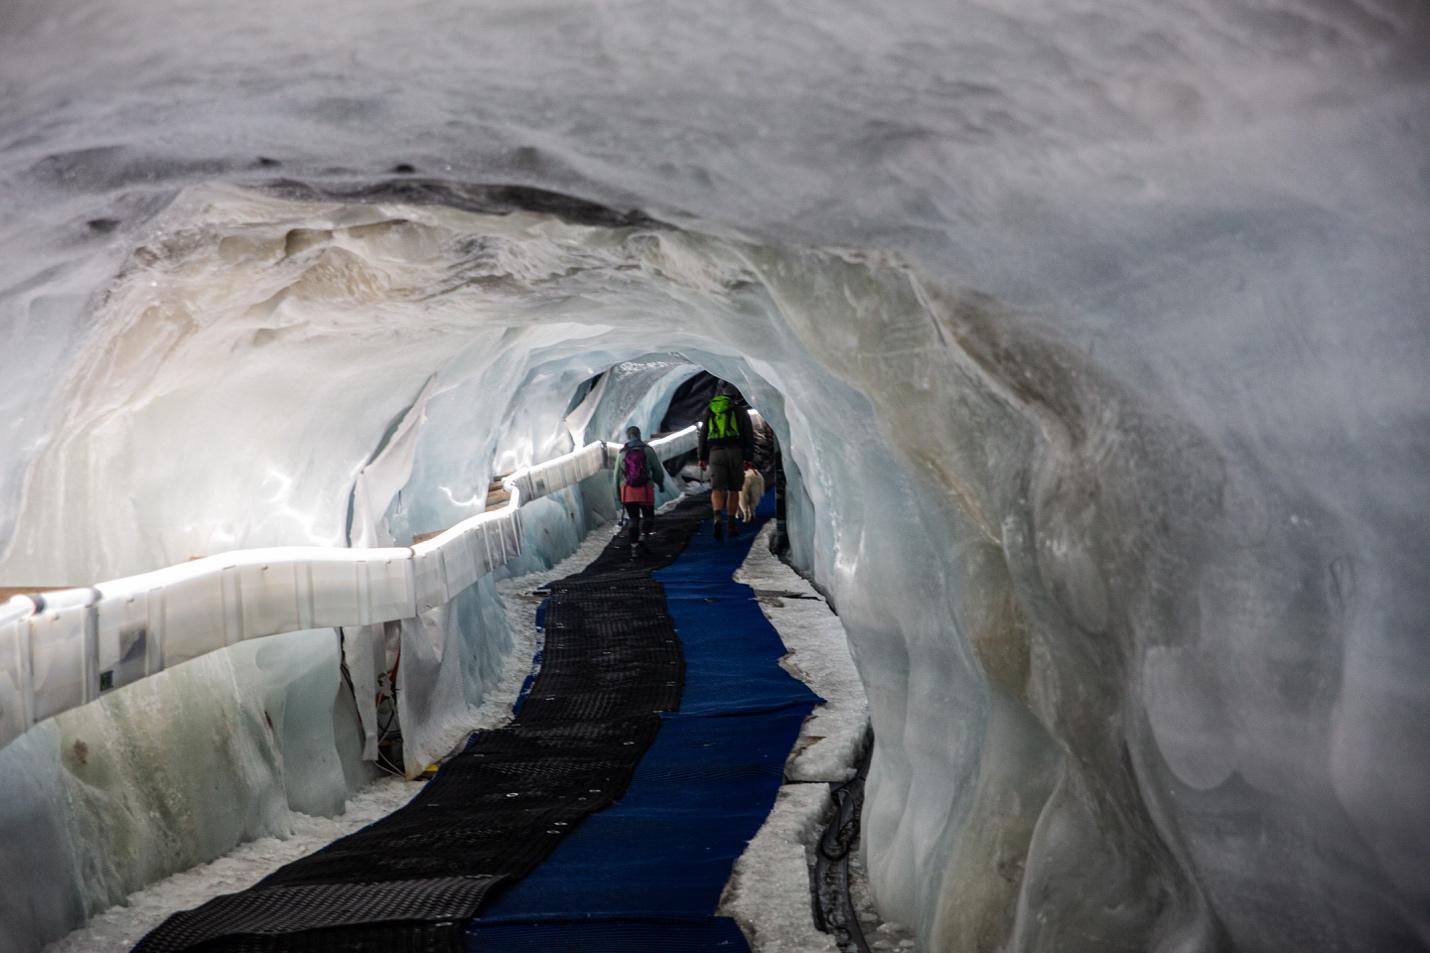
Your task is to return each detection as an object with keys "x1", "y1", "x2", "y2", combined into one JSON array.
[{"x1": 1, "y1": 2, "x2": 1428, "y2": 953}]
